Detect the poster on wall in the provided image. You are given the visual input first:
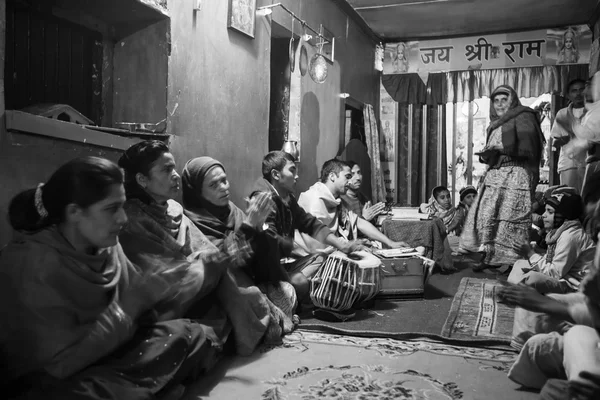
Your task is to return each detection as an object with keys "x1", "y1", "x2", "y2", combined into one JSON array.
[
  {"x1": 379, "y1": 82, "x2": 397, "y2": 204},
  {"x1": 383, "y1": 25, "x2": 592, "y2": 75}
]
